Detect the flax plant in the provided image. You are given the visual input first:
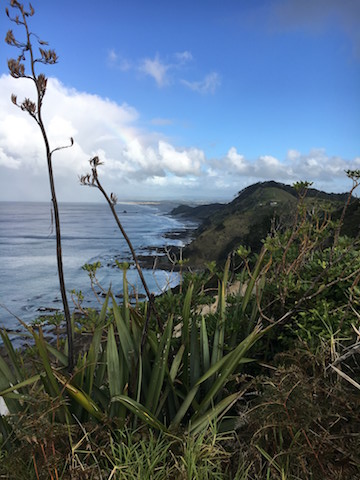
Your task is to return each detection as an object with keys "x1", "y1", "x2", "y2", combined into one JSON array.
[
  {"x1": 0, "y1": 256, "x2": 268, "y2": 441},
  {"x1": 5, "y1": 1, "x2": 74, "y2": 370}
]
